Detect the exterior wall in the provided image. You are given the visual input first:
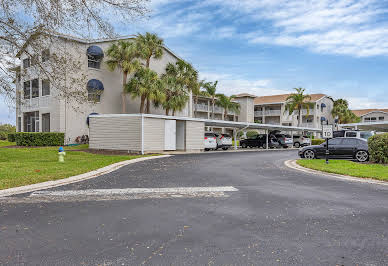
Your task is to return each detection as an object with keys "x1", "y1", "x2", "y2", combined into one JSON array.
[
  {"x1": 89, "y1": 116, "x2": 141, "y2": 151},
  {"x1": 235, "y1": 97, "x2": 254, "y2": 123},
  {"x1": 361, "y1": 111, "x2": 388, "y2": 122},
  {"x1": 143, "y1": 117, "x2": 165, "y2": 151},
  {"x1": 185, "y1": 121, "x2": 205, "y2": 151}
]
